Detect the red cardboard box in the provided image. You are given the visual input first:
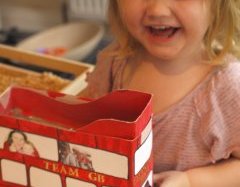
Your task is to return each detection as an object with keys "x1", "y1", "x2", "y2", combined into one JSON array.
[{"x1": 0, "y1": 86, "x2": 153, "y2": 187}]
